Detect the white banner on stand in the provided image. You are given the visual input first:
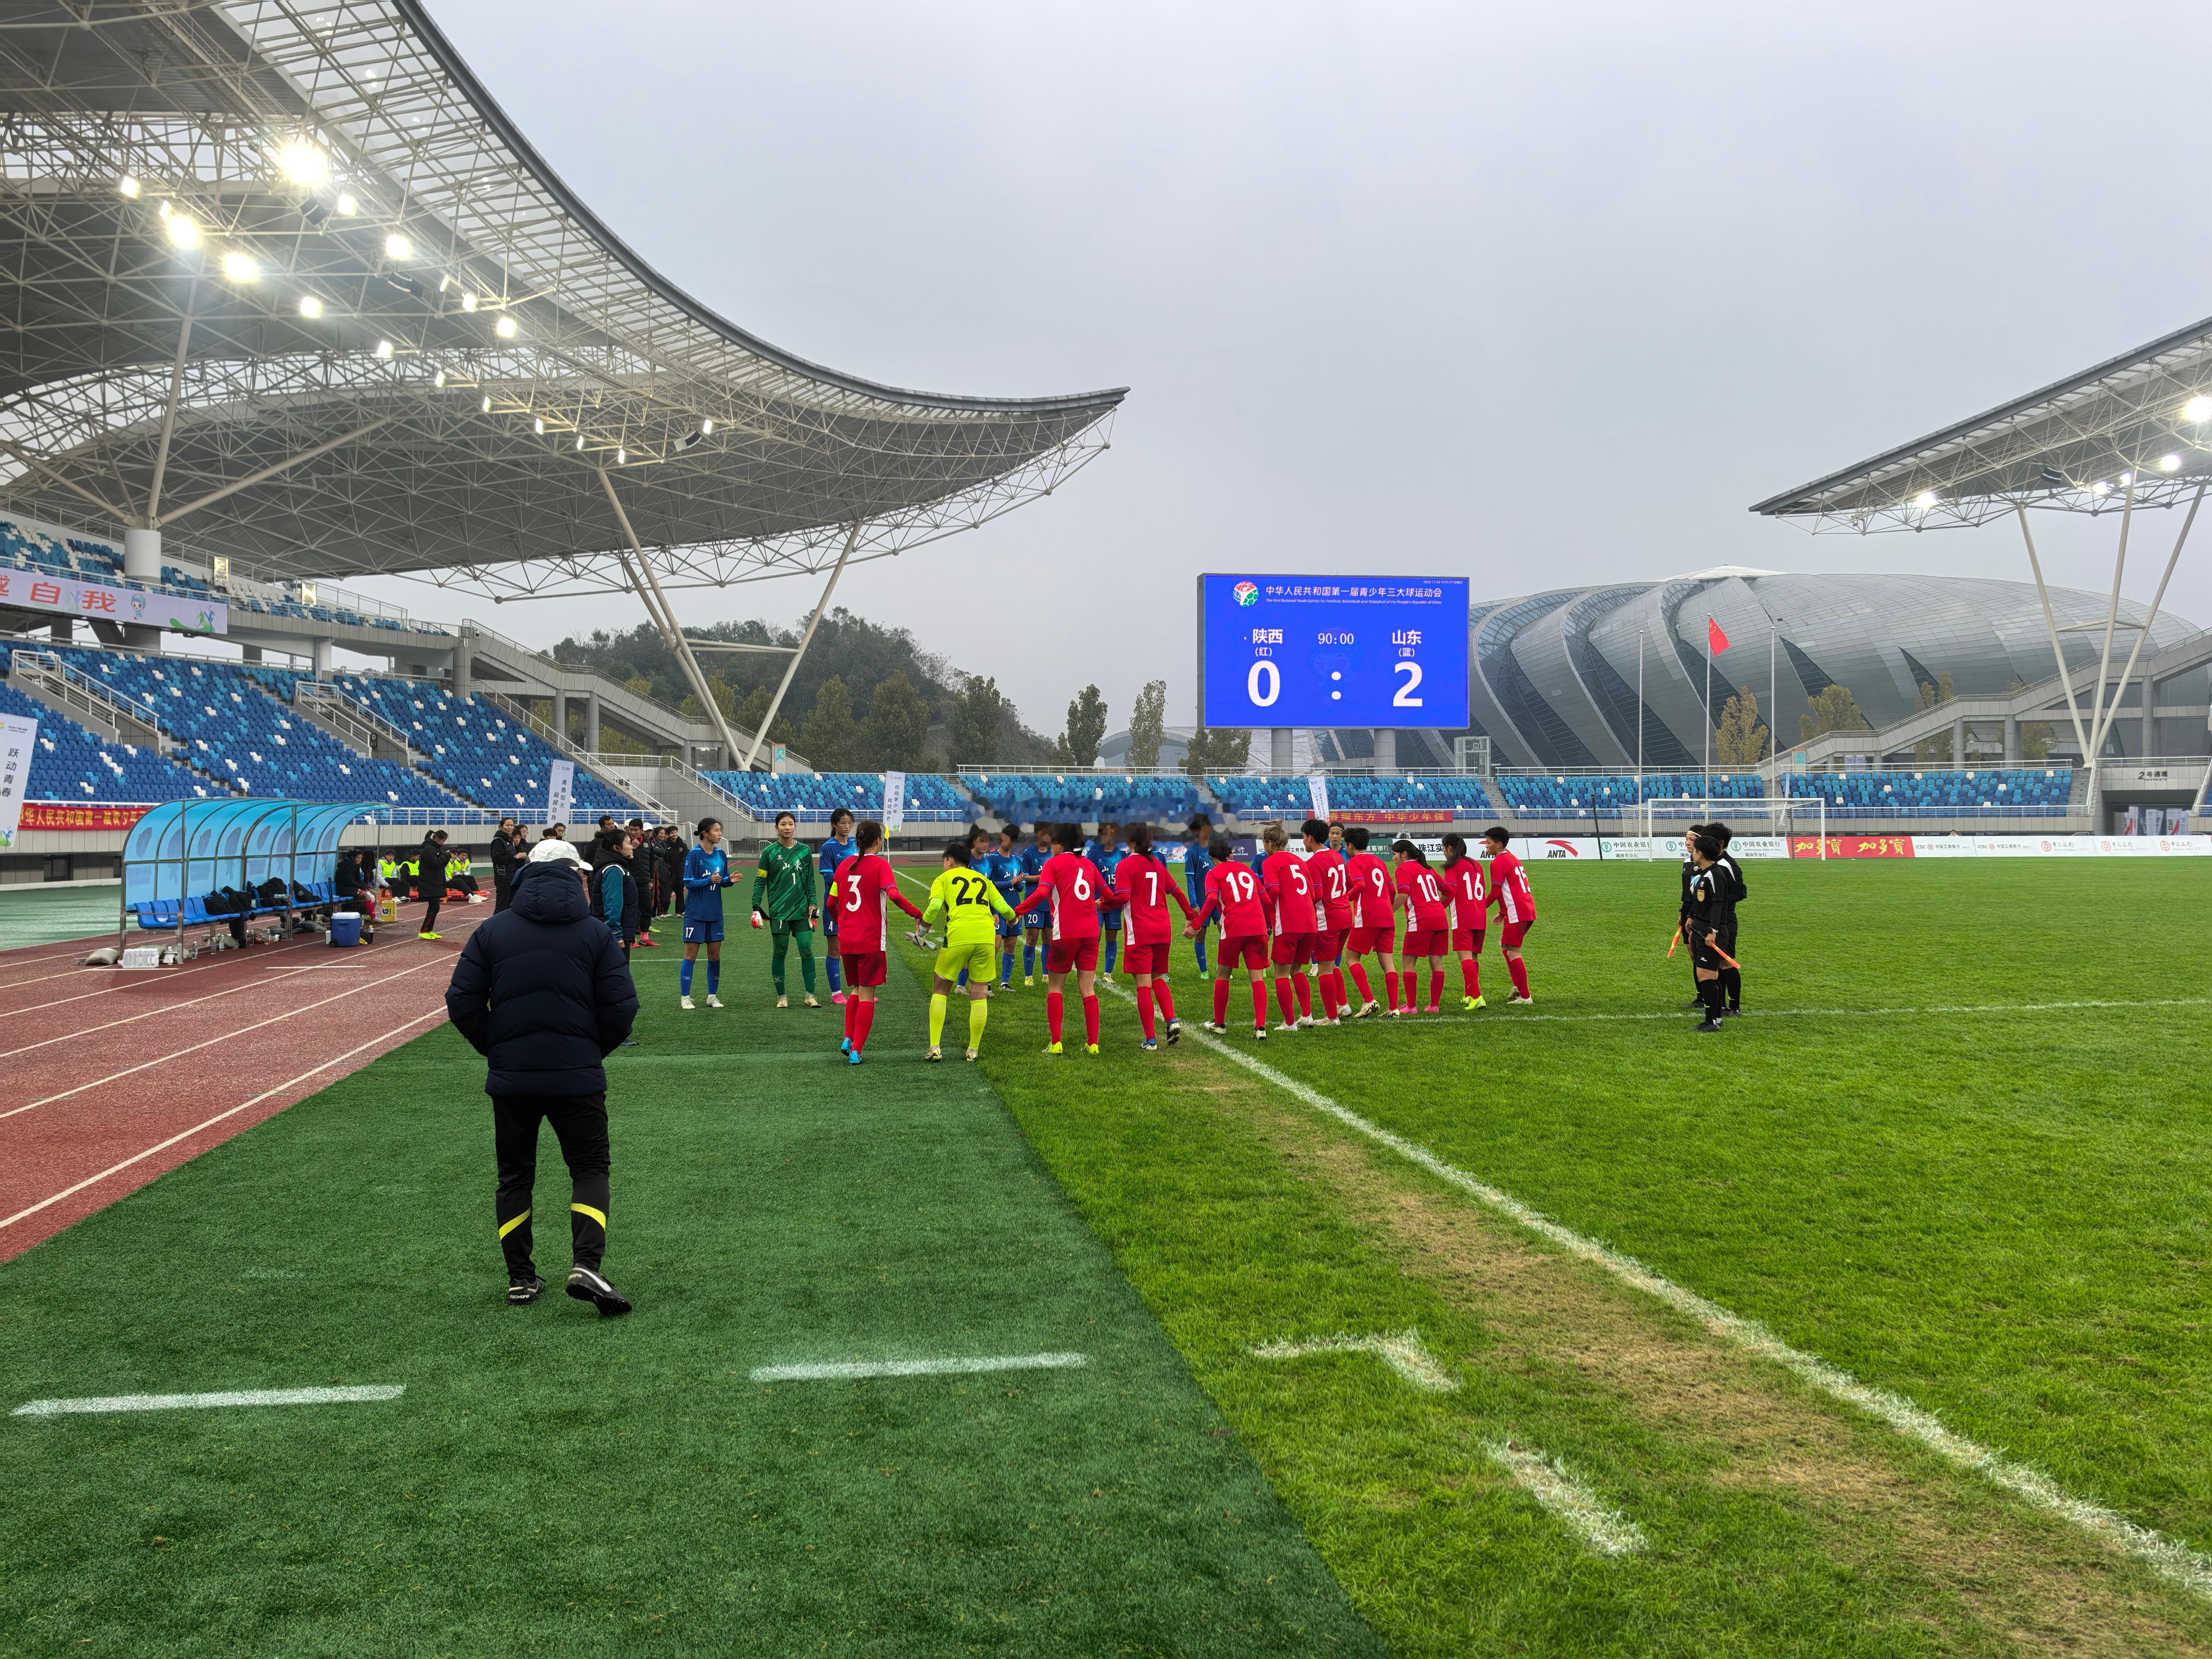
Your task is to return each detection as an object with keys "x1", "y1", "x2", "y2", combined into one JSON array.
[
  {"x1": 1307, "y1": 774, "x2": 1331, "y2": 820},
  {"x1": 882, "y1": 769, "x2": 907, "y2": 833},
  {"x1": 545, "y1": 758, "x2": 575, "y2": 830},
  {"x1": 0, "y1": 712, "x2": 38, "y2": 849}
]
